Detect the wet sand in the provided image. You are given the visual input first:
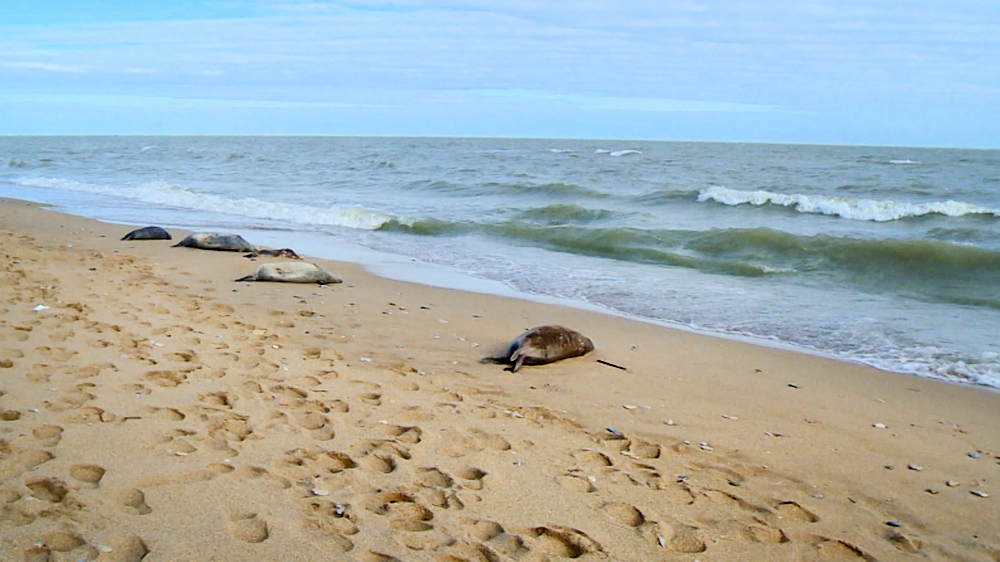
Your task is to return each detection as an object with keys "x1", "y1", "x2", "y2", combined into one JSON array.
[{"x1": 1, "y1": 197, "x2": 998, "y2": 561}]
